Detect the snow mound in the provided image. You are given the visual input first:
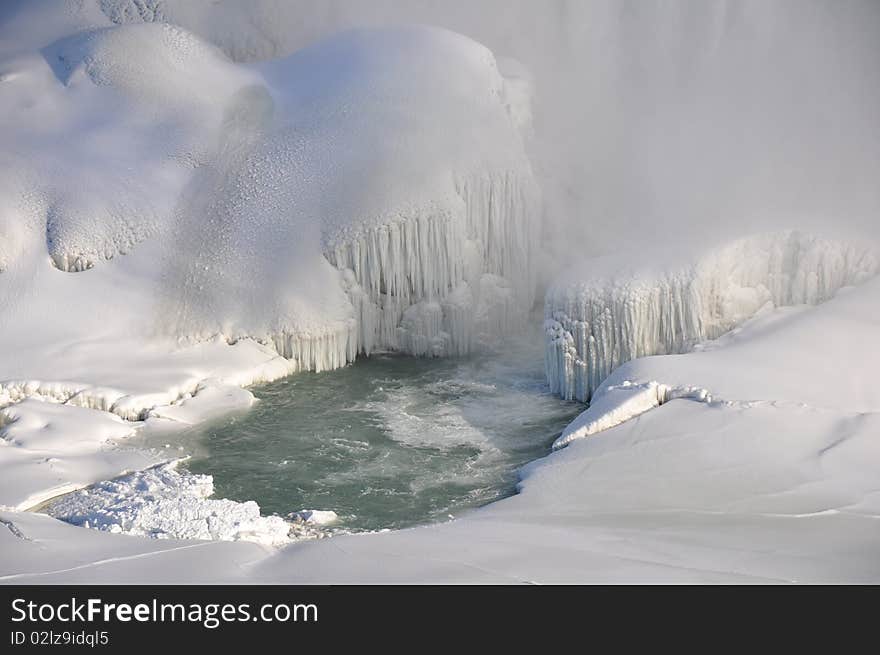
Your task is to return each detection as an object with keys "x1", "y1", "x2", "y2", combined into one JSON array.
[
  {"x1": 164, "y1": 26, "x2": 539, "y2": 362},
  {"x1": 545, "y1": 231, "x2": 878, "y2": 401},
  {"x1": 0, "y1": 398, "x2": 134, "y2": 452},
  {"x1": 43, "y1": 462, "x2": 318, "y2": 546},
  {"x1": 43, "y1": 22, "x2": 239, "y2": 102},
  {"x1": 0, "y1": 398, "x2": 159, "y2": 511},
  {"x1": 276, "y1": 27, "x2": 539, "y2": 359},
  {"x1": 1, "y1": 22, "x2": 256, "y2": 274}
]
